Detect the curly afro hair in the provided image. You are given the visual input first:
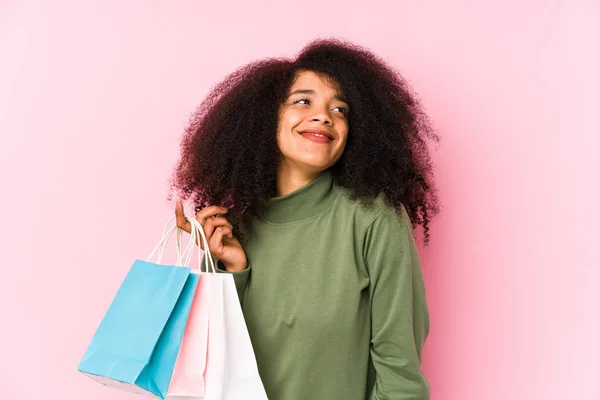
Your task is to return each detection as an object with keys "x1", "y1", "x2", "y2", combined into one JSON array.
[{"x1": 169, "y1": 38, "x2": 441, "y2": 245}]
